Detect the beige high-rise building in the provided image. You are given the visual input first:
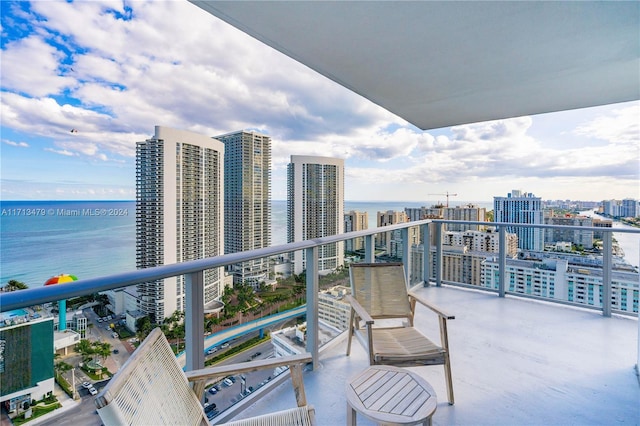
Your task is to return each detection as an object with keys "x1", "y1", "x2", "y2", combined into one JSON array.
[
  {"x1": 405, "y1": 204, "x2": 486, "y2": 231},
  {"x1": 376, "y1": 210, "x2": 408, "y2": 253},
  {"x1": 344, "y1": 211, "x2": 368, "y2": 252},
  {"x1": 544, "y1": 214, "x2": 594, "y2": 249}
]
